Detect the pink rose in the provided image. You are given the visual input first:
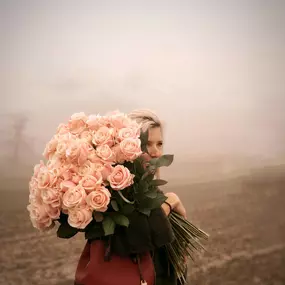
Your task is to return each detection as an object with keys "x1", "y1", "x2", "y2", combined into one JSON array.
[
  {"x1": 33, "y1": 161, "x2": 45, "y2": 178},
  {"x1": 56, "y1": 123, "x2": 69, "y2": 135},
  {"x1": 111, "y1": 145, "x2": 126, "y2": 164},
  {"x1": 60, "y1": 167, "x2": 73, "y2": 181},
  {"x1": 27, "y1": 203, "x2": 53, "y2": 230},
  {"x1": 86, "y1": 114, "x2": 100, "y2": 130},
  {"x1": 101, "y1": 163, "x2": 113, "y2": 181},
  {"x1": 43, "y1": 137, "x2": 58, "y2": 159},
  {"x1": 117, "y1": 127, "x2": 140, "y2": 142},
  {"x1": 29, "y1": 176, "x2": 38, "y2": 192},
  {"x1": 78, "y1": 161, "x2": 95, "y2": 176},
  {"x1": 88, "y1": 154, "x2": 106, "y2": 170},
  {"x1": 82, "y1": 156, "x2": 113, "y2": 181},
  {"x1": 108, "y1": 111, "x2": 132, "y2": 129},
  {"x1": 57, "y1": 132, "x2": 75, "y2": 141},
  {"x1": 120, "y1": 138, "x2": 142, "y2": 161},
  {"x1": 92, "y1": 126, "x2": 114, "y2": 147},
  {"x1": 65, "y1": 140, "x2": 79, "y2": 160},
  {"x1": 88, "y1": 152, "x2": 97, "y2": 163},
  {"x1": 60, "y1": 180, "x2": 76, "y2": 193},
  {"x1": 87, "y1": 114, "x2": 110, "y2": 131},
  {"x1": 61, "y1": 163, "x2": 79, "y2": 178},
  {"x1": 48, "y1": 163, "x2": 64, "y2": 178},
  {"x1": 79, "y1": 173, "x2": 103, "y2": 193},
  {"x1": 62, "y1": 184, "x2": 87, "y2": 209},
  {"x1": 68, "y1": 112, "x2": 88, "y2": 135},
  {"x1": 77, "y1": 142, "x2": 92, "y2": 166},
  {"x1": 86, "y1": 186, "x2": 111, "y2": 212},
  {"x1": 37, "y1": 167, "x2": 57, "y2": 189},
  {"x1": 41, "y1": 188, "x2": 61, "y2": 208},
  {"x1": 43, "y1": 204, "x2": 61, "y2": 219},
  {"x1": 108, "y1": 165, "x2": 134, "y2": 190},
  {"x1": 80, "y1": 130, "x2": 93, "y2": 143},
  {"x1": 49, "y1": 167, "x2": 61, "y2": 178},
  {"x1": 67, "y1": 207, "x2": 93, "y2": 229},
  {"x1": 69, "y1": 164, "x2": 79, "y2": 172},
  {"x1": 28, "y1": 182, "x2": 42, "y2": 205},
  {"x1": 29, "y1": 175, "x2": 42, "y2": 203},
  {"x1": 32, "y1": 219, "x2": 55, "y2": 231},
  {"x1": 72, "y1": 174, "x2": 81, "y2": 184},
  {"x1": 55, "y1": 177, "x2": 64, "y2": 190},
  {"x1": 105, "y1": 110, "x2": 122, "y2": 117},
  {"x1": 66, "y1": 140, "x2": 91, "y2": 166},
  {"x1": 56, "y1": 140, "x2": 70, "y2": 158},
  {"x1": 46, "y1": 155, "x2": 62, "y2": 170},
  {"x1": 96, "y1": 144, "x2": 114, "y2": 162}
]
